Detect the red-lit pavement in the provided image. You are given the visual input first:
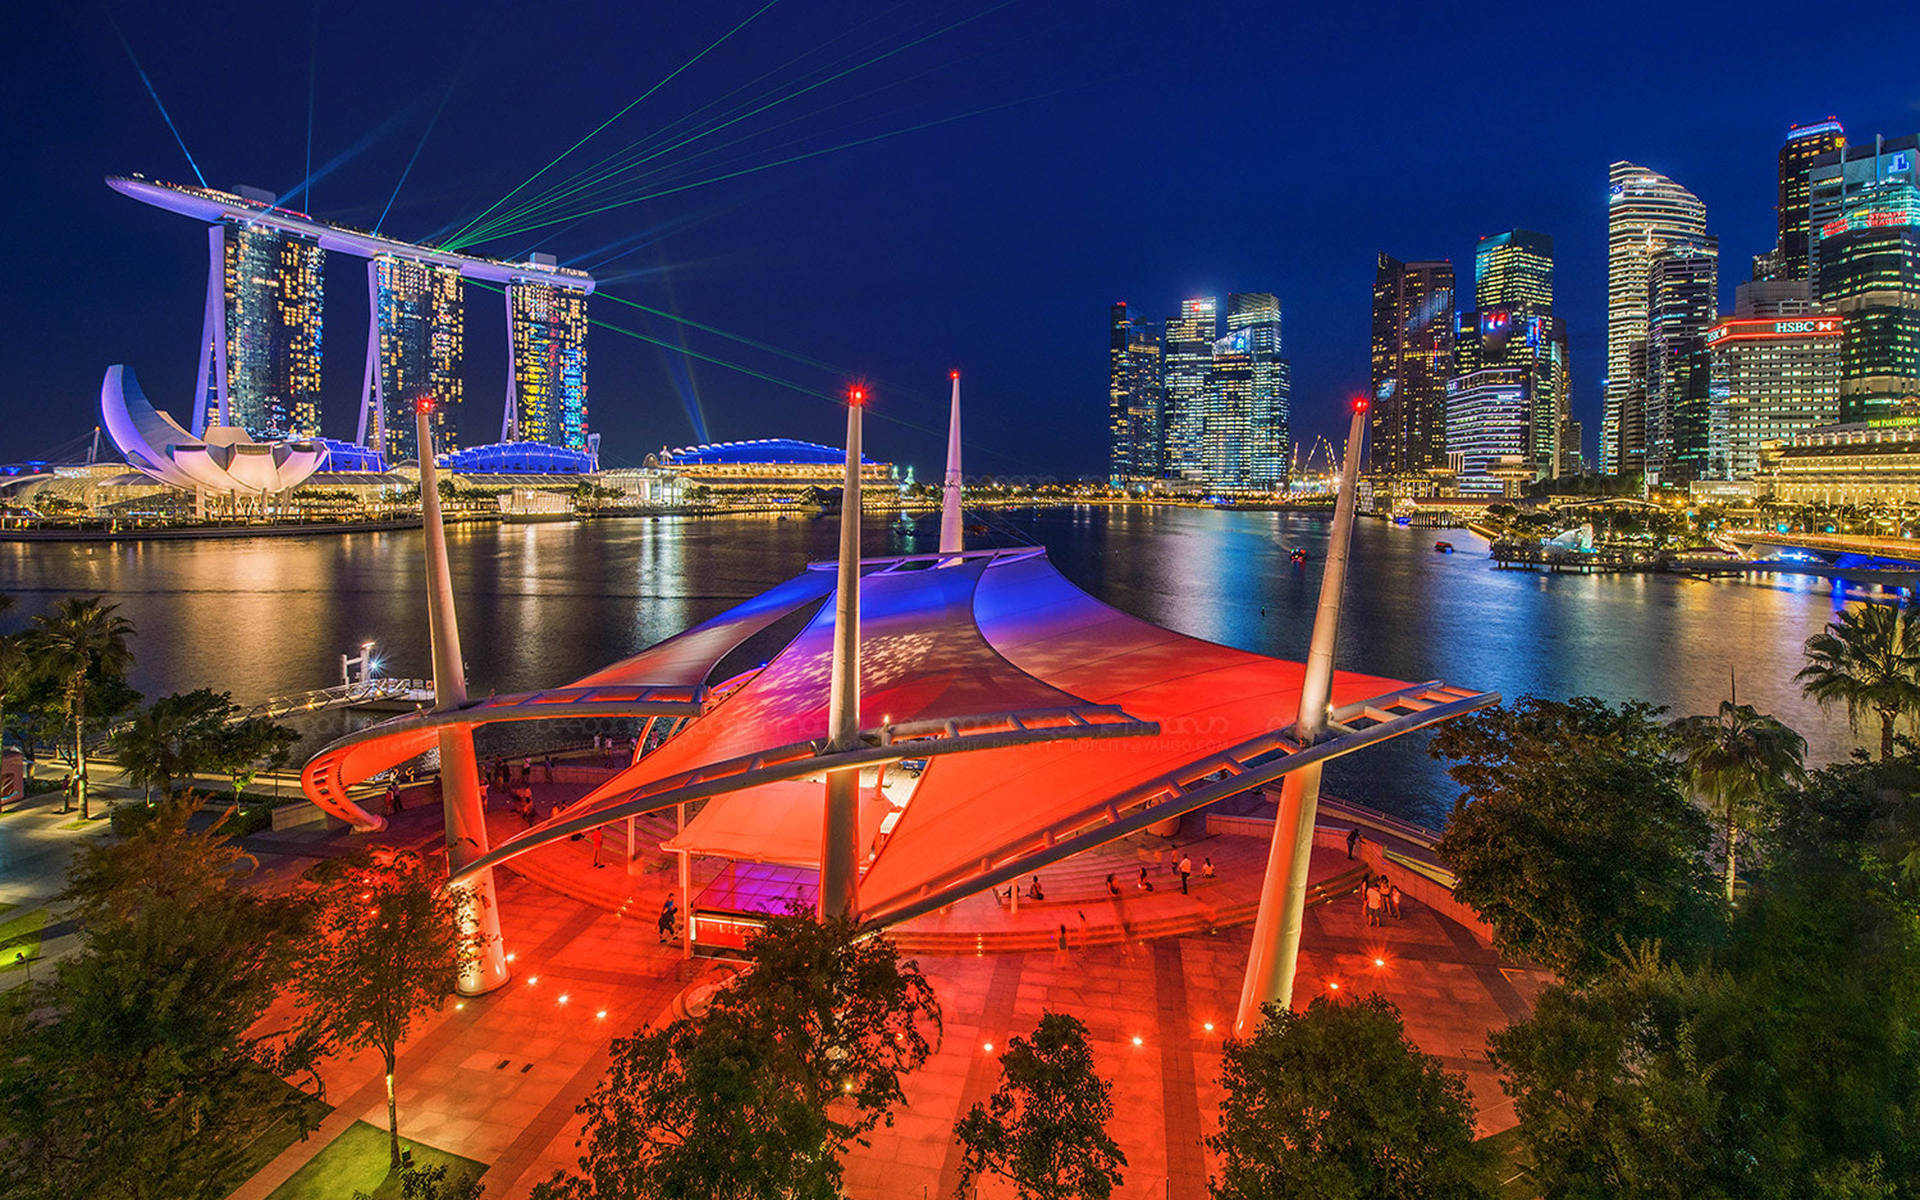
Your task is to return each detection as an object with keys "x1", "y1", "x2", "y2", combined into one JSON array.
[{"x1": 229, "y1": 805, "x2": 1546, "y2": 1200}]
